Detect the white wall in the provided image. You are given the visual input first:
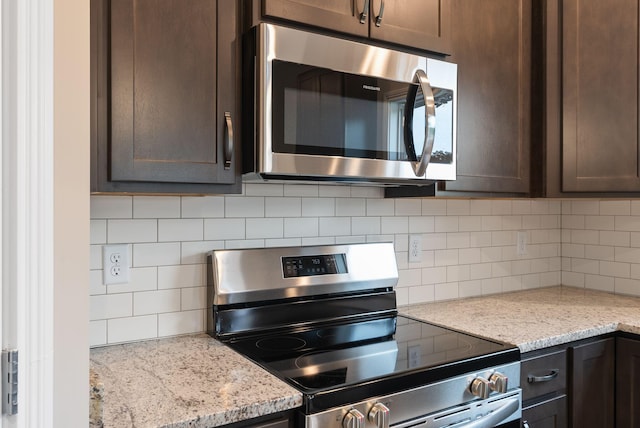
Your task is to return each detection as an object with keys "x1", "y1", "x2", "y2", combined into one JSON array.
[
  {"x1": 89, "y1": 185, "x2": 562, "y2": 346},
  {"x1": 54, "y1": 0, "x2": 89, "y2": 425}
]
